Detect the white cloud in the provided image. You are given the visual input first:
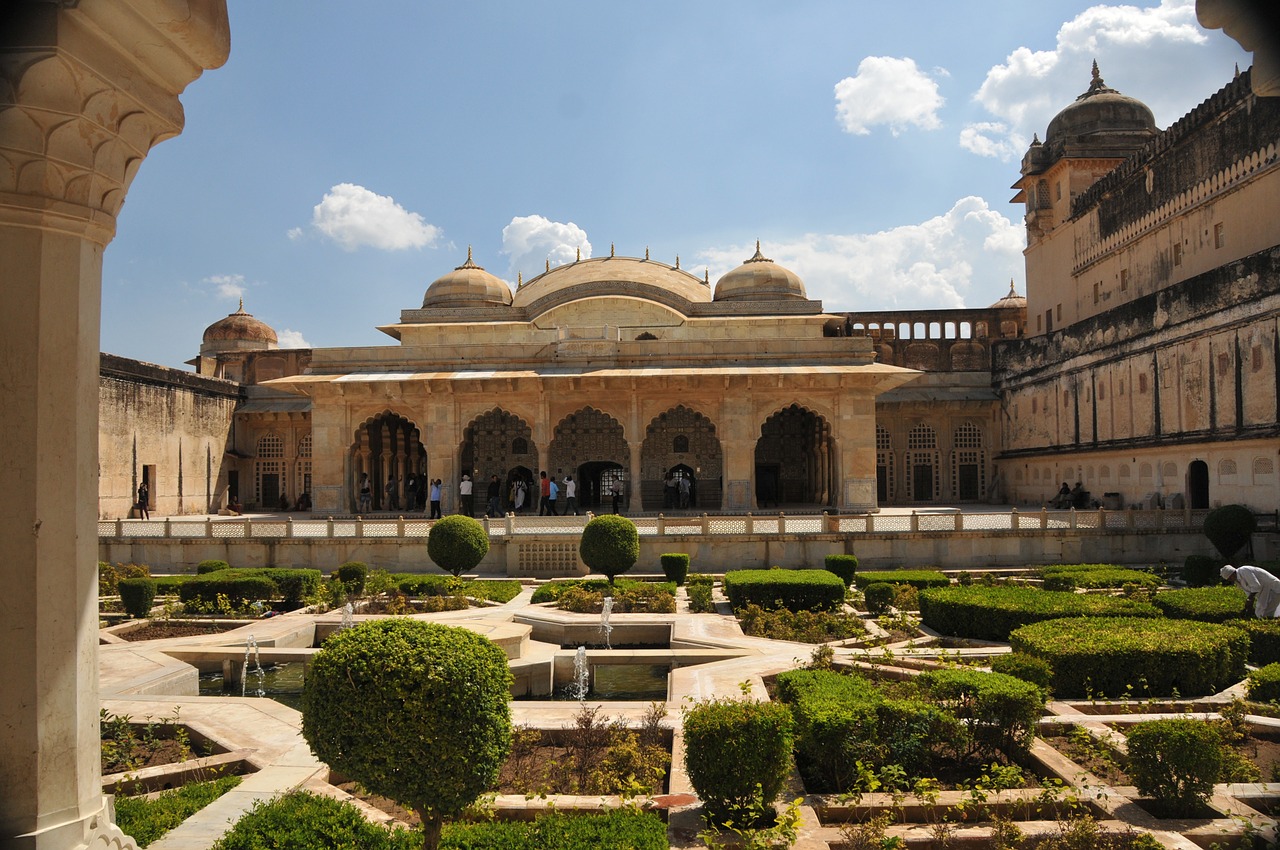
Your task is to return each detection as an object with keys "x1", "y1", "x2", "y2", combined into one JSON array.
[
  {"x1": 501, "y1": 215, "x2": 592, "y2": 280},
  {"x1": 277, "y1": 329, "x2": 311, "y2": 348},
  {"x1": 834, "y1": 56, "x2": 945, "y2": 136},
  {"x1": 286, "y1": 227, "x2": 303, "y2": 240},
  {"x1": 204, "y1": 273, "x2": 245, "y2": 301},
  {"x1": 309, "y1": 183, "x2": 440, "y2": 251},
  {"x1": 959, "y1": 122, "x2": 1027, "y2": 162},
  {"x1": 969, "y1": 0, "x2": 1244, "y2": 156},
  {"x1": 698, "y1": 197, "x2": 1025, "y2": 311}
]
